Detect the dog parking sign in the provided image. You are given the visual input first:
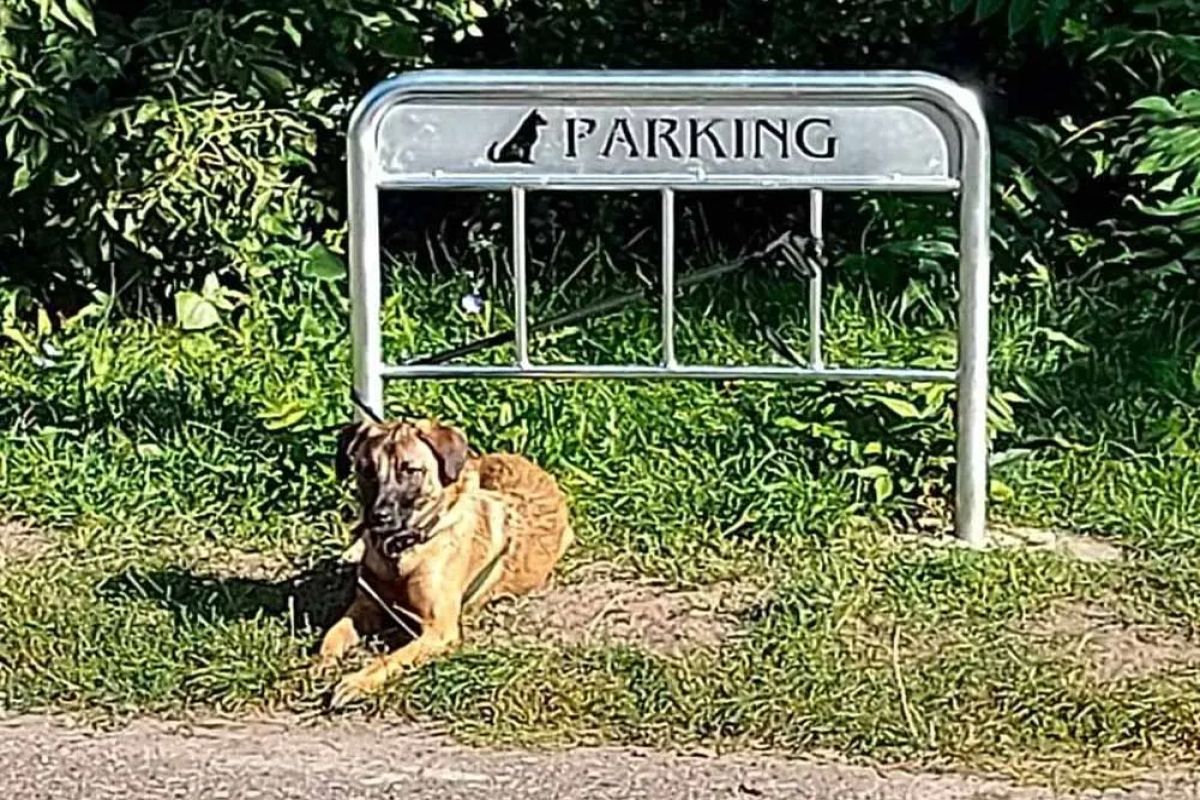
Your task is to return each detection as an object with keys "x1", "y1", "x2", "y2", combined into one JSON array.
[
  {"x1": 348, "y1": 70, "x2": 991, "y2": 544},
  {"x1": 373, "y1": 81, "x2": 960, "y2": 189}
]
